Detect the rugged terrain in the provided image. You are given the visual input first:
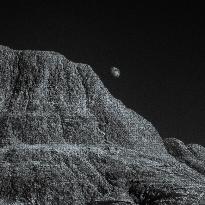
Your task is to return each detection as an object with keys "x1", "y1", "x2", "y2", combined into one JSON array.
[{"x1": 0, "y1": 45, "x2": 205, "y2": 204}]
